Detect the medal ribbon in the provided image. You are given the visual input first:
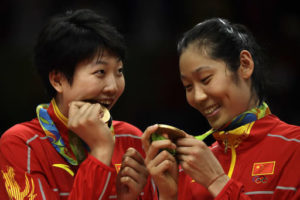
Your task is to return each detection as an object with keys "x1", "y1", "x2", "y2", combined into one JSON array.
[{"x1": 36, "y1": 99, "x2": 114, "y2": 165}]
